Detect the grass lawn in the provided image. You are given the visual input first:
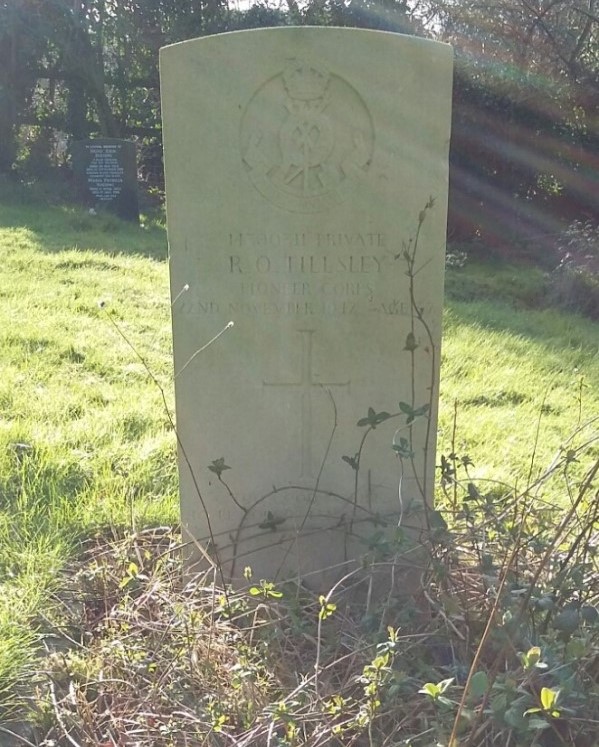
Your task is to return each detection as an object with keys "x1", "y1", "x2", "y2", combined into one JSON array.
[
  {"x1": 0, "y1": 195, "x2": 176, "y2": 713},
  {"x1": 0, "y1": 191, "x2": 597, "y2": 719}
]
